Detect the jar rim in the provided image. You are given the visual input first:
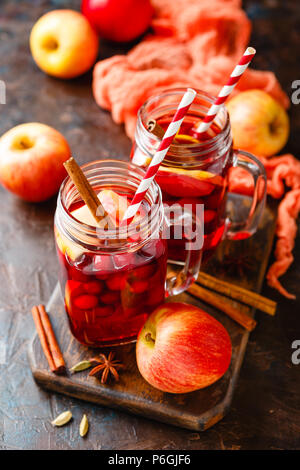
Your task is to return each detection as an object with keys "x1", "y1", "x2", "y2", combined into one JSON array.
[
  {"x1": 137, "y1": 87, "x2": 232, "y2": 162},
  {"x1": 56, "y1": 159, "x2": 164, "y2": 251}
]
